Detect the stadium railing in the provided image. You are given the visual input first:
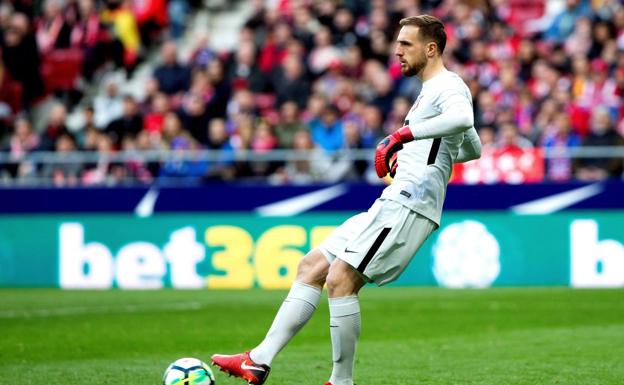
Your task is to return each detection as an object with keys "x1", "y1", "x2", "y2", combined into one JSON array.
[{"x1": 0, "y1": 146, "x2": 622, "y2": 185}]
